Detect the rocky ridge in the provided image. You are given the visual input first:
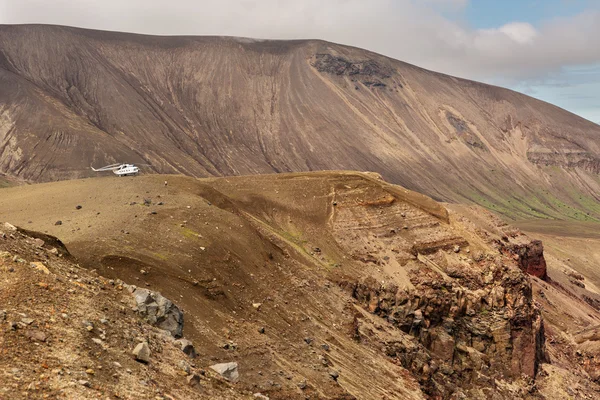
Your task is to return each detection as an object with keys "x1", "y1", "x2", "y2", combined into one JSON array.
[{"x1": 1, "y1": 172, "x2": 600, "y2": 399}]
